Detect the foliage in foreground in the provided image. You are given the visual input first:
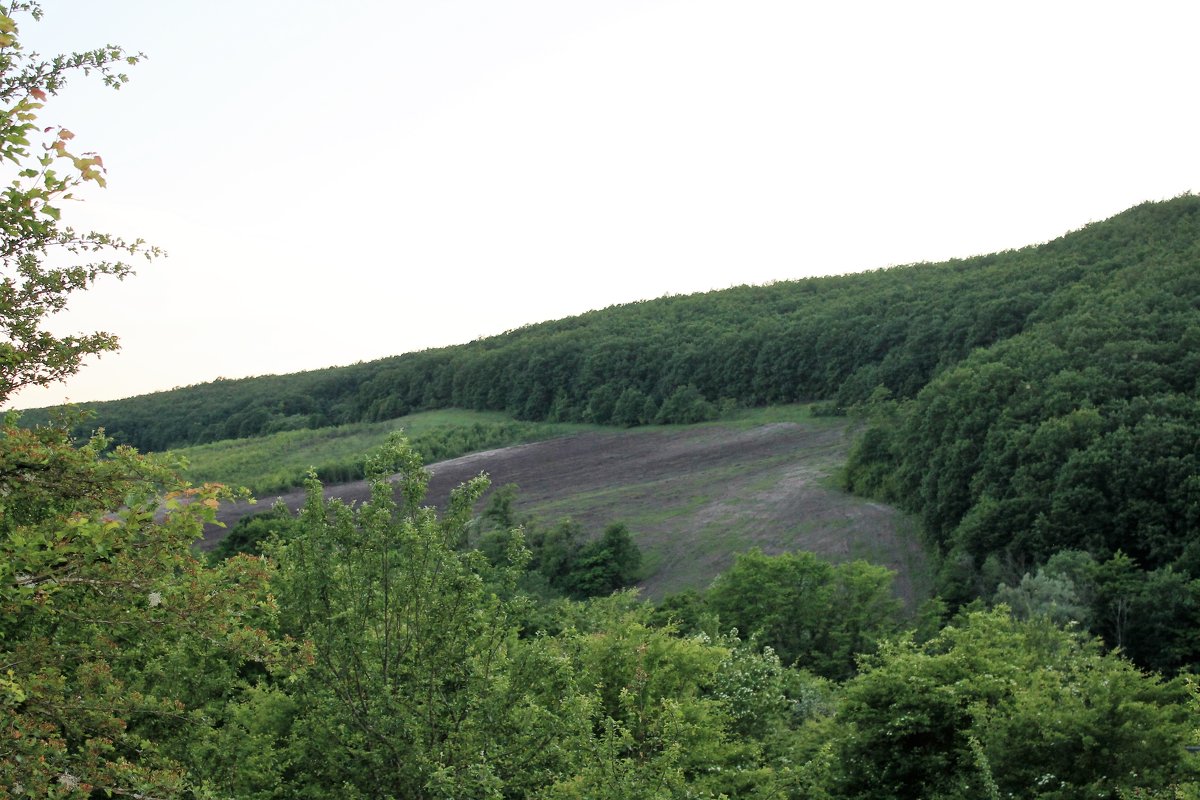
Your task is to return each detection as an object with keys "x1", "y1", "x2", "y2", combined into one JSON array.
[
  {"x1": 248, "y1": 434, "x2": 787, "y2": 799},
  {"x1": 0, "y1": 6, "x2": 299, "y2": 793},
  {"x1": 186, "y1": 435, "x2": 1197, "y2": 799},
  {"x1": 833, "y1": 609, "x2": 1195, "y2": 799},
  {"x1": 5, "y1": 416, "x2": 1197, "y2": 798},
  {"x1": 0, "y1": 416, "x2": 301, "y2": 797}
]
